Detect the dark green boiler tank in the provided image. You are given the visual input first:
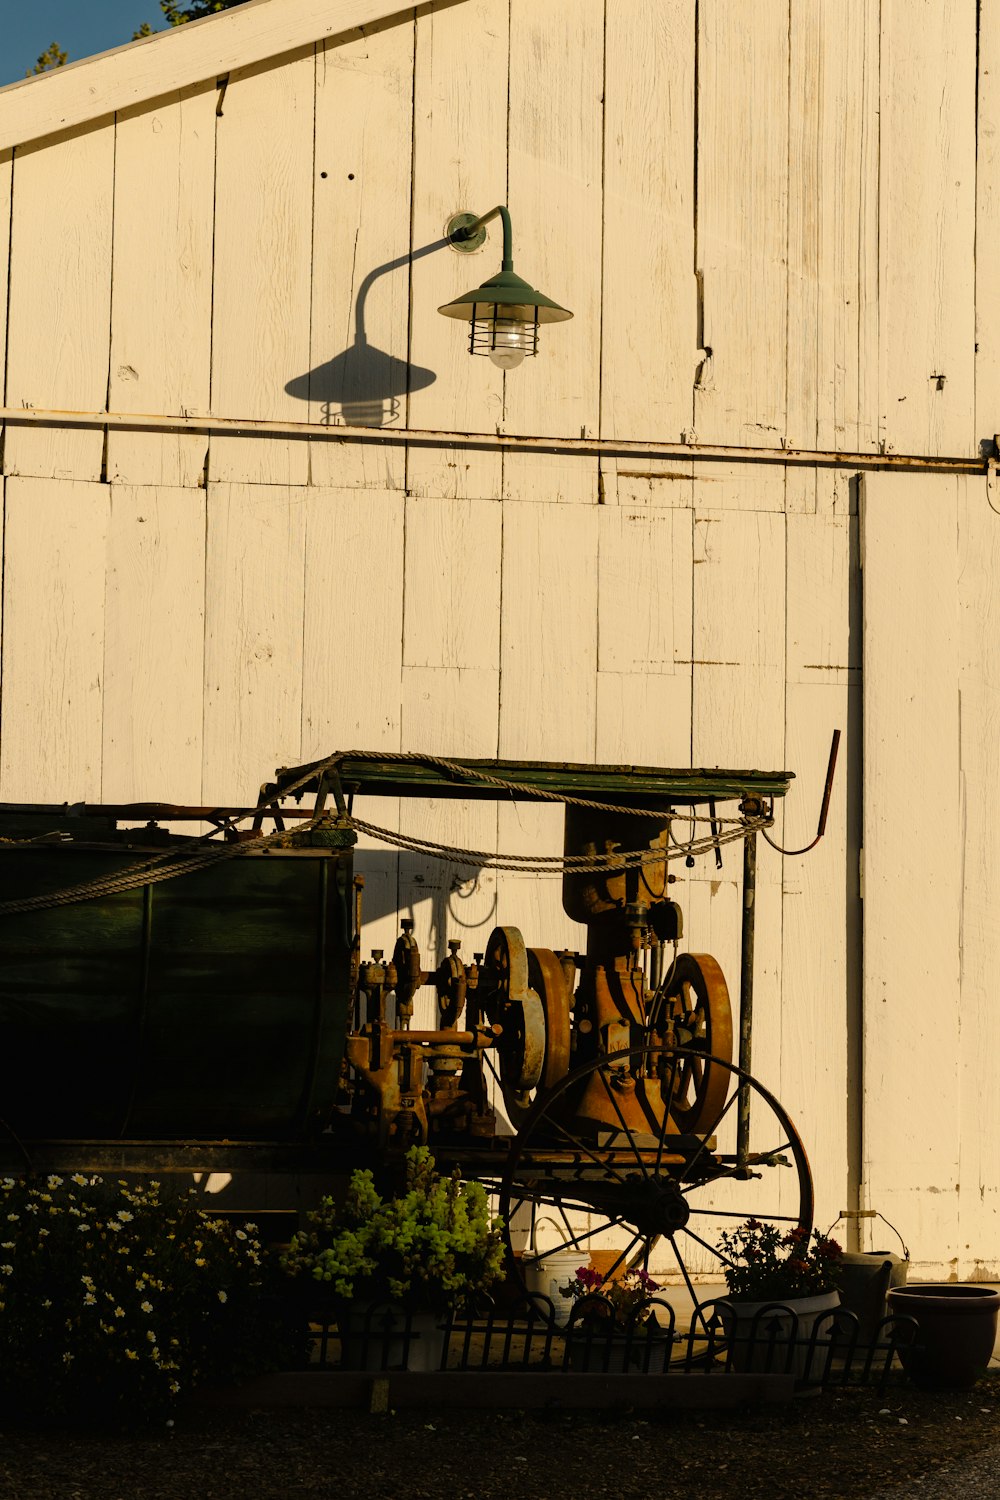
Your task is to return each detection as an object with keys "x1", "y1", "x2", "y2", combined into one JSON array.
[{"x1": 0, "y1": 811, "x2": 355, "y2": 1143}]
